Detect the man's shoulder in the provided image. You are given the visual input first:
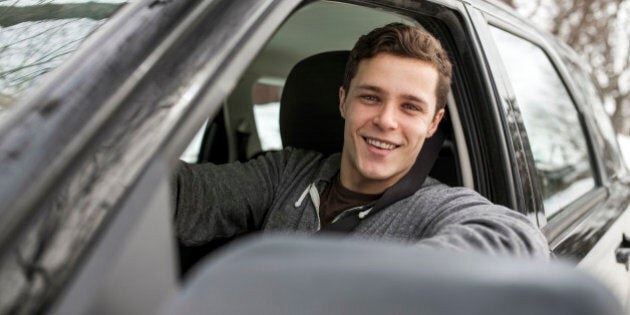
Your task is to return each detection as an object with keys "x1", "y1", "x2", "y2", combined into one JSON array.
[
  {"x1": 420, "y1": 177, "x2": 482, "y2": 197},
  {"x1": 278, "y1": 147, "x2": 341, "y2": 175},
  {"x1": 402, "y1": 177, "x2": 494, "y2": 209},
  {"x1": 250, "y1": 148, "x2": 341, "y2": 187},
  {"x1": 280, "y1": 147, "x2": 328, "y2": 160}
]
